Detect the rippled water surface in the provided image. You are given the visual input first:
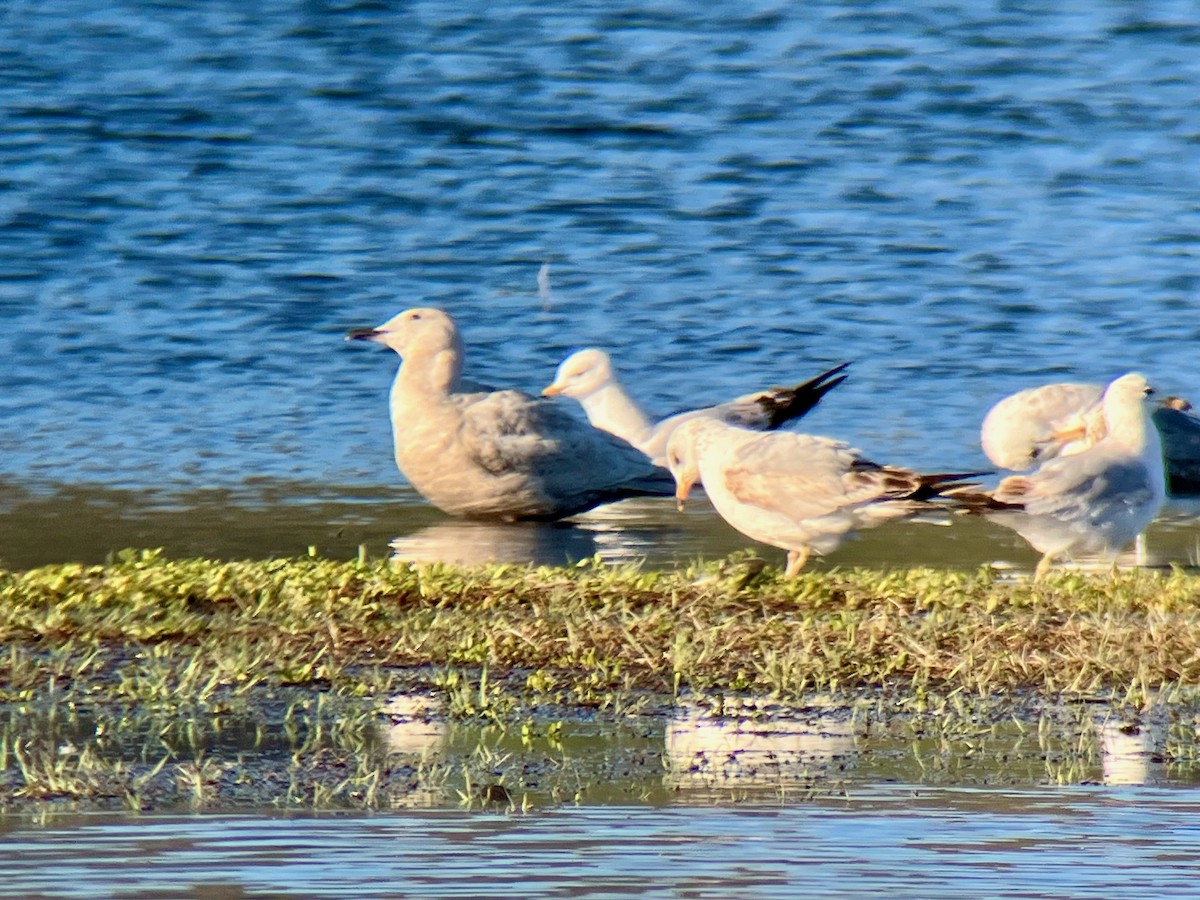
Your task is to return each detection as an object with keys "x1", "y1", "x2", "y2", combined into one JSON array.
[
  {"x1": 3, "y1": 1, "x2": 1198, "y2": 499},
  {"x1": 5, "y1": 792, "x2": 1200, "y2": 898},
  {"x1": 3, "y1": 0, "x2": 1200, "y2": 567}
]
